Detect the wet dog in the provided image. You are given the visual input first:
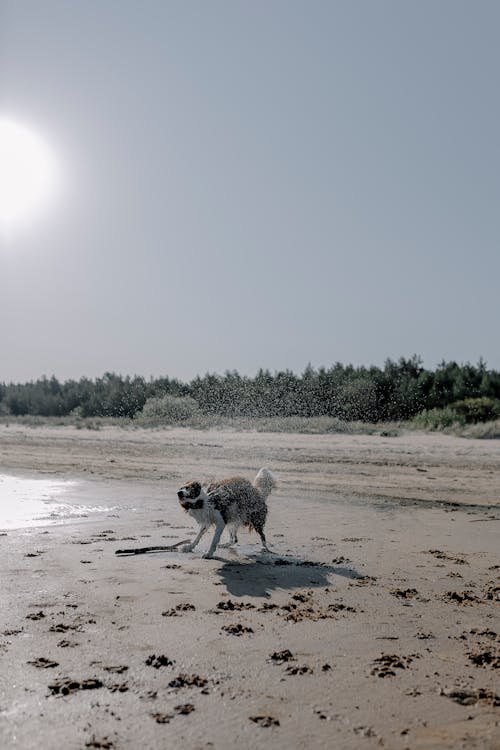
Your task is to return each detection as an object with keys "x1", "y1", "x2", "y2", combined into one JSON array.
[{"x1": 176, "y1": 468, "x2": 277, "y2": 558}]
